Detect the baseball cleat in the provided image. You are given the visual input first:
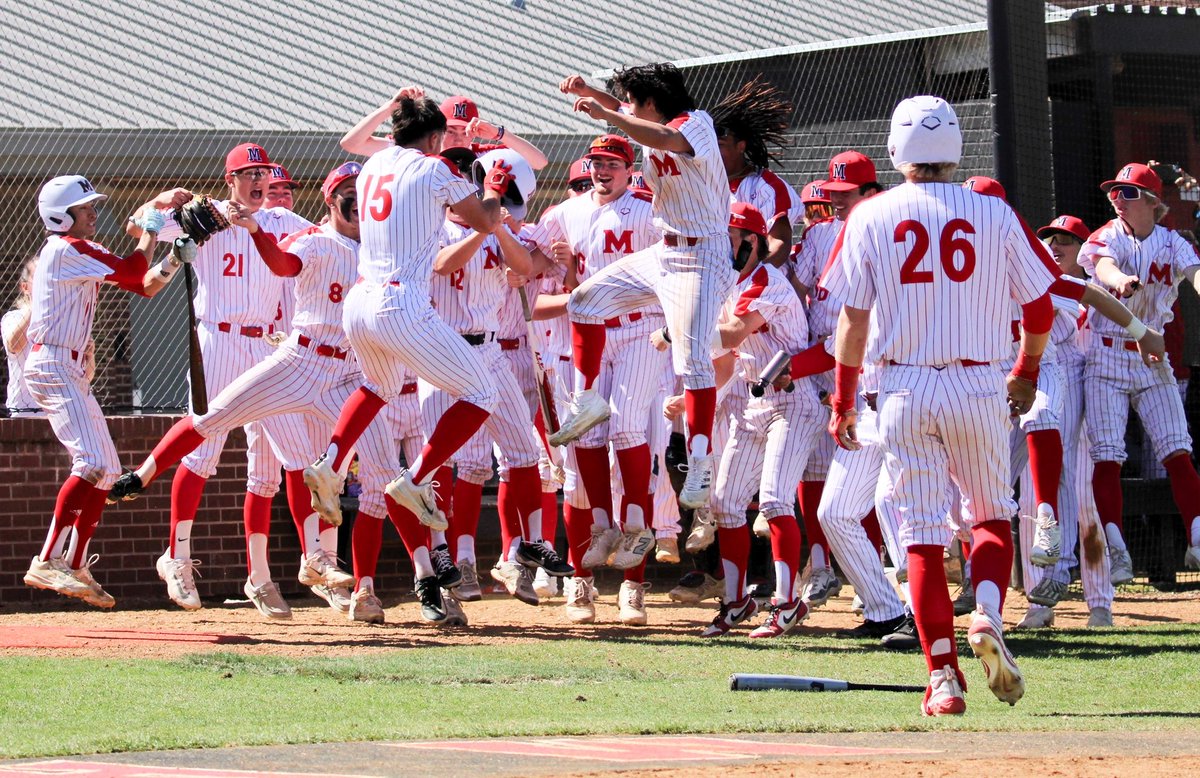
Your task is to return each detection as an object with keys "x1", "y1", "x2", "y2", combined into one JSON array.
[
  {"x1": 533, "y1": 567, "x2": 559, "y2": 600},
  {"x1": 1108, "y1": 546, "x2": 1134, "y2": 585},
  {"x1": 700, "y1": 594, "x2": 758, "y2": 637},
  {"x1": 1026, "y1": 576, "x2": 1067, "y2": 607},
  {"x1": 384, "y1": 469, "x2": 446, "y2": 531},
  {"x1": 581, "y1": 525, "x2": 622, "y2": 569},
  {"x1": 684, "y1": 506, "x2": 716, "y2": 553},
  {"x1": 349, "y1": 585, "x2": 385, "y2": 624},
  {"x1": 1087, "y1": 606, "x2": 1114, "y2": 628},
  {"x1": 547, "y1": 389, "x2": 610, "y2": 447},
  {"x1": 1029, "y1": 511, "x2": 1061, "y2": 568},
  {"x1": 515, "y1": 540, "x2": 574, "y2": 577},
  {"x1": 749, "y1": 597, "x2": 807, "y2": 638},
  {"x1": 968, "y1": 607, "x2": 1024, "y2": 706},
  {"x1": 311, "y1": 584, "x2": 352, "y2": 613},
  {"x1": 880, "y1": 613, "x2": 921, "y2": 651},
  {"x1": 668, "y1": 571, "x2": 724, "y2": 604},
  {"x1": 563, "y1": 576, "x2": 597, "y2": 624},
  {"x1": 108, "y1": 471, "x2": 144, "y2": 503},
  {"x1": 414, "y1": 576, "x2": 448, "y2": 623},
  {"x1": 303, "y1": 455, "x2": 344, "y2": 527},
  {"x1": 678, "y1": 454, "x2": 714, "y2": 510},
  {"x1": 611, "y1": 528, "x2": 654, "y2": 570},
  {"x1": 923, "y1": 665, "x2": 967, "y2": 717},
  {"x1": 453, "y1": 561, "x2": 483, "y2": 602},
  {"x1": 298, "y1": 549, "x2": 355, "y2": 590},
  {"x1": 851, "y1": 594, "x2": 865, "y2": 617},
  {"x1": 1014, "y1": 606, "x2": 1054, "y2": 630},
  {"x1": 844, "y1": 613, "x2": 906, "y2": 639},
  {"x1": 490, "y1": 560, "x2": 539, "y2": 606},
  {"x1": 156, "y1": 551, "x2": 202, "y2": 610},
  {"x1": 801, "y1": 566, "x2": 842, "y2": 608},
  {"x1": 953, "y1": 581, "x2": 976, "y2": 616},
  {"x1": 618, "y1": 580, "x2": 649, "y2": 626},
  {"x1": 244, "y1": 578, "x2": 292, "y2": 620},
  {"x1": 655, "y1": 536, "x2": 681, "y2": 564},
  {"x1": 431, "y1": 544, "x2": 462, "y2": 589},
  {"x1": 441, "y1": 589, "x2": 469, "y2": 627},
  {"x1": 70, "y1": 555, "x2": 116, "y2": 609},
  {"x1": 24, "y1": 555, "x2": 95, "y2": 601},
  {"x1": 1184, "y1": 545, "x2": 1200, "y2": 572}
]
